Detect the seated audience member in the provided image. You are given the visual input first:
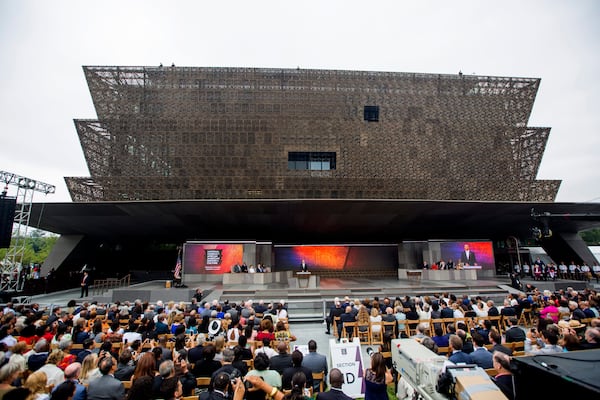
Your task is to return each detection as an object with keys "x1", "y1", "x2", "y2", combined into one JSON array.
[
  {"x1": 315, "y1": 368, "x2": 352, "y2": 400},
  {"x1": 27, "y1": 340, "x2": 50, "y2": 372},
  {"x1": 581, "y1": 327, "x2": 600, "y2": 349},
  {"x1": 432, "y1": 327, "x2": 449, "y2": 348},
  {"x1": 504, "y1": 318, "x2": 526, "y2": 343},
  {"x1": 301, "y1": 340, "x2": 328, "y2": 393},
  {"x1": 128, "y1": 353, "x2": 156, "y2": 400},
  {"x1": 456, "y1": 329, "x2": 473, "y2": 354},
  {"x1": 75, "y1": 339, "x2": 94, "y2": 364},
  {"x1": 152, "y1": 360, "x2": 183, "y2": 400},
  {"x1": 340, "y1": 306, "x2": 356, "y2": 340},
  {"x1": 448, "y1": 335, "x2": 472, "y2": 364},
  {"x1": 420, "y1": 337, "x2": 438, "y2": 355},
  {"x1": 274, "y1": 321, "x2": 297, "y2": 342},
  {"x1": 469, "y1": 333, "x2": 493, "y2": 369},
  {"x1": 281, "y1": 350, "x2": 314, "y2": 390},
  {"x1": 114, "y1": 349, "x2": 135, "y2": 381},
  {"x1": 488, "y1": 330, "x2": 512, "y2": 356},
  {"x1": 256, "y1": 319, "x2": 275, "y2": 342},
  {"x1": 525, "y1": 329, "x2": 563, "y2": 355},
  {"x1": 87, "y1": 356, "x2": 125, "y2": 400},
  {"x1": 269, "y1": 342, "x2": 293, "y2": 375},
  {"x1": 211, "y1": 348, "x2": 242, "y2": 380},
  {"x1": 192, "y1": 345, "x2": 222, "y2": 378},
  {"x1": 491, "y1": 352, "x2": 515, "y2": 400},
  {"x1": 38, "y1": 350, "x2": 67, "y2": 386},
  {"x1": 246, "y1": 353, "x2": 282, "y2": 389},
  {"x1": 24, "y1": 370, "x2": 49, "y2": 400},
  {"x1": 51, "y1": 381, "x2": 77, "y2": 400},
  {"x1": 254, "y1": 338, "x2": 278, "y2": 358}
]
